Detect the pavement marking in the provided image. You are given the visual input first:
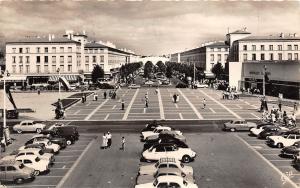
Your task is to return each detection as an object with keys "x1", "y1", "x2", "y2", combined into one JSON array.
[
  {"x1": 177, "y1": 89, "x2": 203, "y2": 120},
  {"x1": 179, "y1": 113, "x2": 183, "y2": 120},
  {"x1": 84, "y1": 99, "x2": 109, "y2": 120},
  {"x1": 175, "y1": 103, "x2": 178, "y2": 108},
  {"x1": 143, "y1": 108, "x2": 146, "y2": 114},
  {"x1": 86, "y1": 102, "x2": 91, "y2": 106},
  {"x1": 56, "y1": 138, "x2": 96, "y2": 188},
  {"x1": 122, "y1": 89, "x2": 139, "y2": 120},
  {"x1": 209, "y1": 108, "x2": 216, "y2": 113},
  {"x1": 62, "y1": 165, "x2": 66, "y2": 169},
  {"x1": 104, "y1": 114, "x2": 110, "y2": 120},
  {"x1": 112, "y1": 105, "x2": 116, "y2": 109},
  {"x1": 252, "y1": 146, "x2": 263, "y2": 149},
  {"x1": 251, "y1": 113, "x2": 260, "y2": 119},
  {"x1": 74, "y1": 110, "x2": 80, "y2": 115},
  {"x1": 55, "y1": 155, "x2": 76, "y2": 158},
  {"x1": 51, "y1": 167, "x2": 71, "y2": 169},
  {"x1": 236, "y1": 104, "x2": 243, "y2": 109},
  {"x1": 199, "y1": 90, "x2": 242, "y2": 119},
  {"x1": 243, "y1": 100, "x2": 258, "y2": 109},
  {"x1": 158, "y1": 89, "x2": 165, "y2": 120},
  {"x1": 54, "y1": 161, "x2": 76, "y2": 164},
  {"x1": 269, "y1": 159, "x2": 292, "y2": 162},
  {"x1": 8, "y1": 185, "x2": 57, "y2": 187},
  {"x1": 235, "y1": 134, "x2": 298, "y2": 188}
]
